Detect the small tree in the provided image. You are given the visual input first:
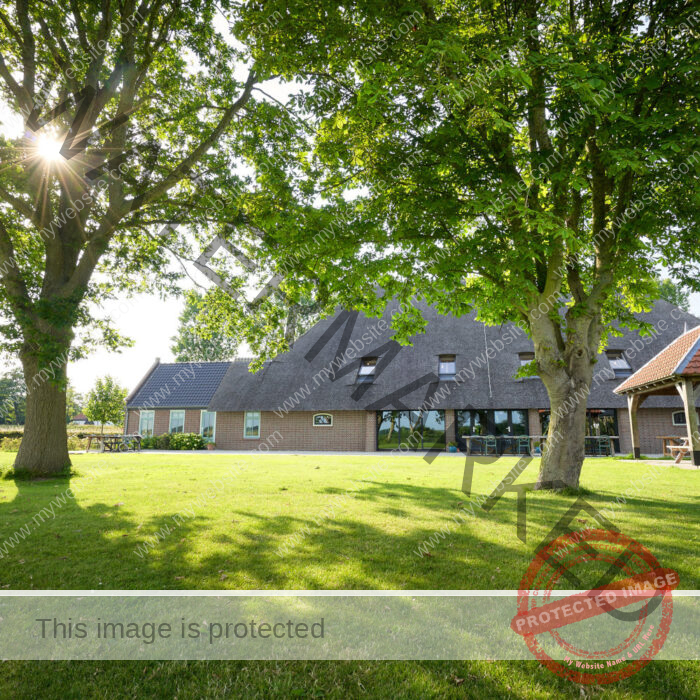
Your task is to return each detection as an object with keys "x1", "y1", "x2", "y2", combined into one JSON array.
[
  {"x1": 84, "y1": 376, "x2": 127, "y2": 436},
  {"x1": 0, "y1": 369, "x2": 26, "y2": 425},
  {"x1": 65, "y1": 383, "x2": 84, "y2": 424}
]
